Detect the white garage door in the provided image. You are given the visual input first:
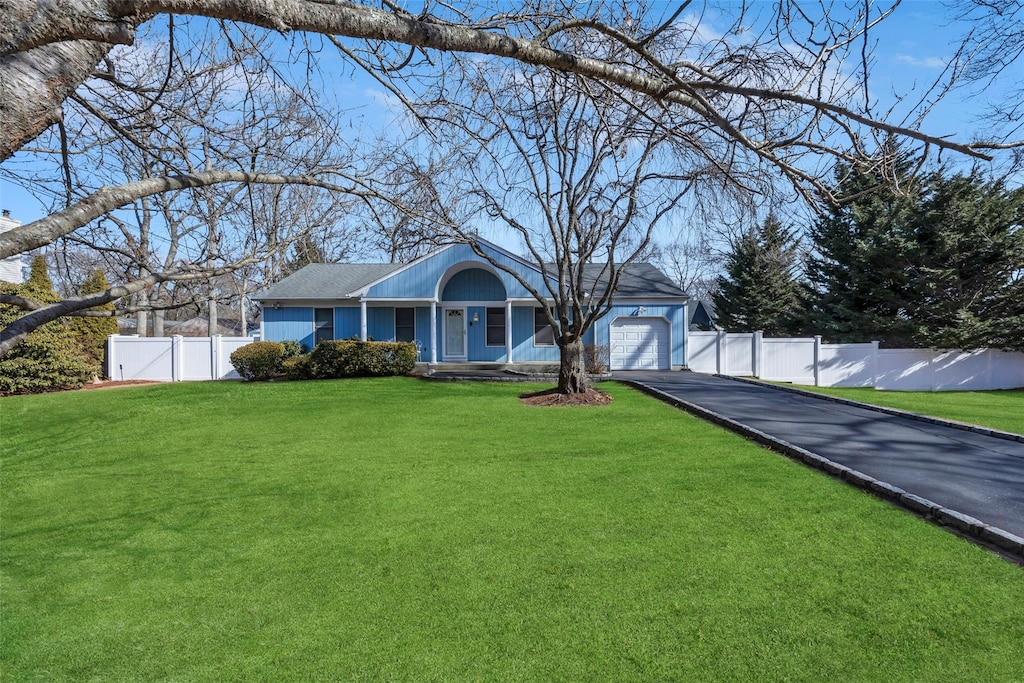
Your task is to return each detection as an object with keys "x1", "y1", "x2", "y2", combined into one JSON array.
[{"x1": 610, "y1": 317, "x2": 671, "y2": 370}]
